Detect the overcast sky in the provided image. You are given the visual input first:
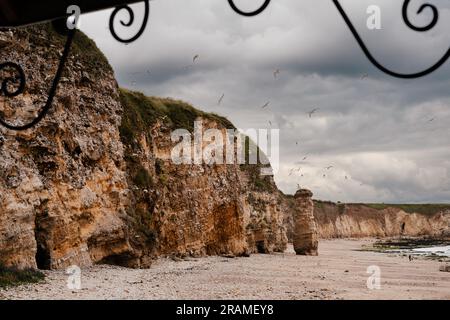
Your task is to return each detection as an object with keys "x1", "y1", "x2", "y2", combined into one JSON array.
[{"x1": 80, "y1": 0, "x2": 450, "y2": 203}]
